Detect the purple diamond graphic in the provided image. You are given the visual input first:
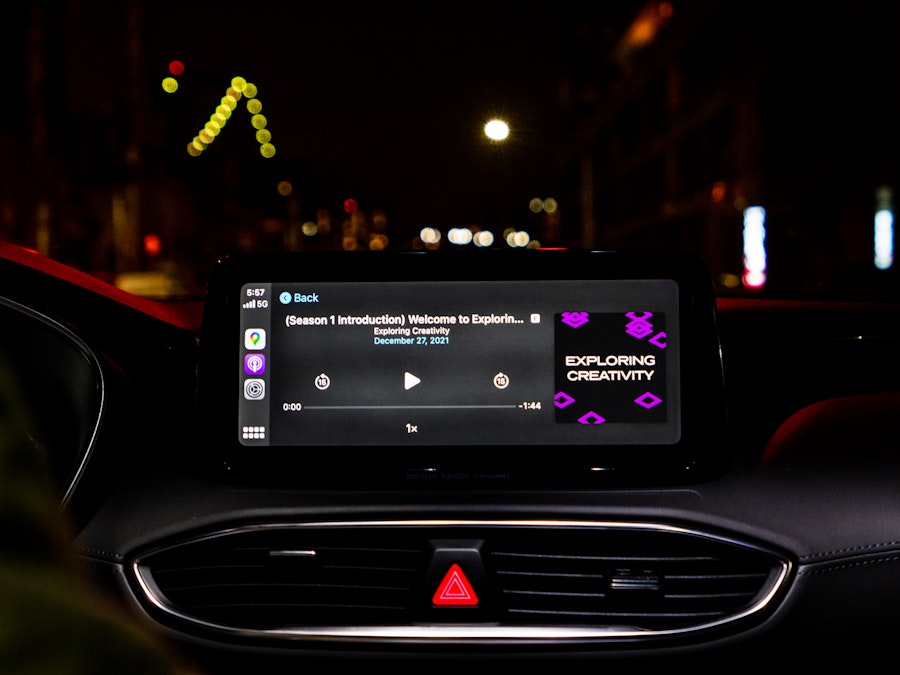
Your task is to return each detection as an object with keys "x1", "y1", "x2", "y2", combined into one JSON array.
[
  {"x1": 554, "y1": 391, "x2": 576, "y2": 408},
  {"x1": 560, "y1": 311, "x2": 590, "y2": 328},
  {"x1": 635, "y1": 392, "x2": 663, "y2": 409},
  {"x1": 649, "y1": 331, "x2": 667, "y2": 348},
  {"x1": 577, "y1": 411, "x2": 606, "y2": 425},
  {"x1": 625, "y1": 320, "x2": 653, "y2": 339}
]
